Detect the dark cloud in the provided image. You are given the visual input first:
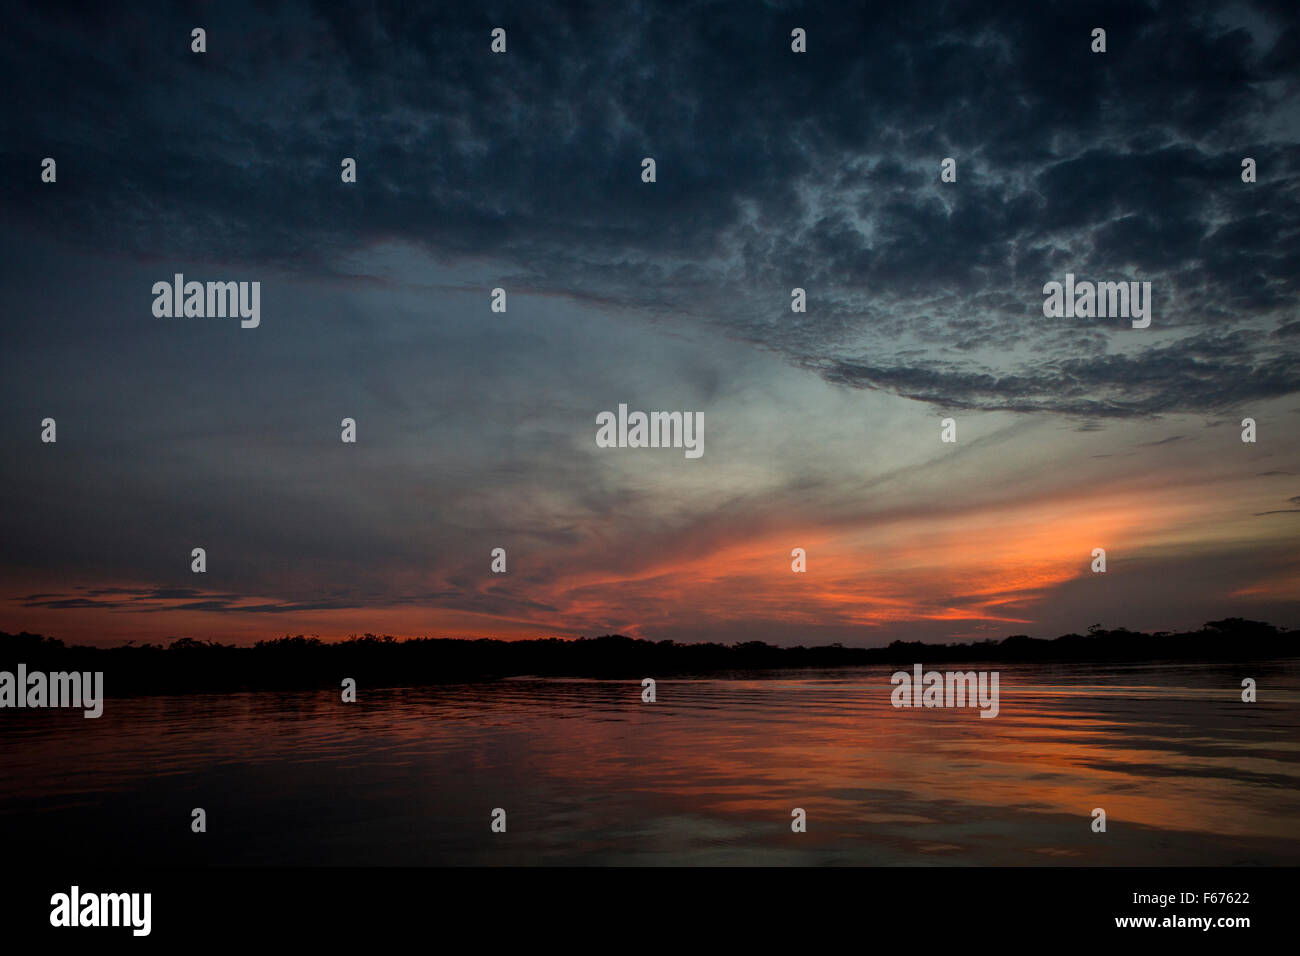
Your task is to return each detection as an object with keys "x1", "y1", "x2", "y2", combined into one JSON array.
[
  {"x1": 1, "y1": 1, "x2": 1298, "y2": 644},
  {"x1": 19, "y1": 588, "x2": 366, "y2": 614},
  {"x1": 1, "y1": 0, "x2": 1296, "y2": 417},
  {"x1": 1141, "y1": 435, "x2": 1187, "y2": 446},
  {"x1": 805, "y1": 330, "x2": 1300, "y2": 417}
]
